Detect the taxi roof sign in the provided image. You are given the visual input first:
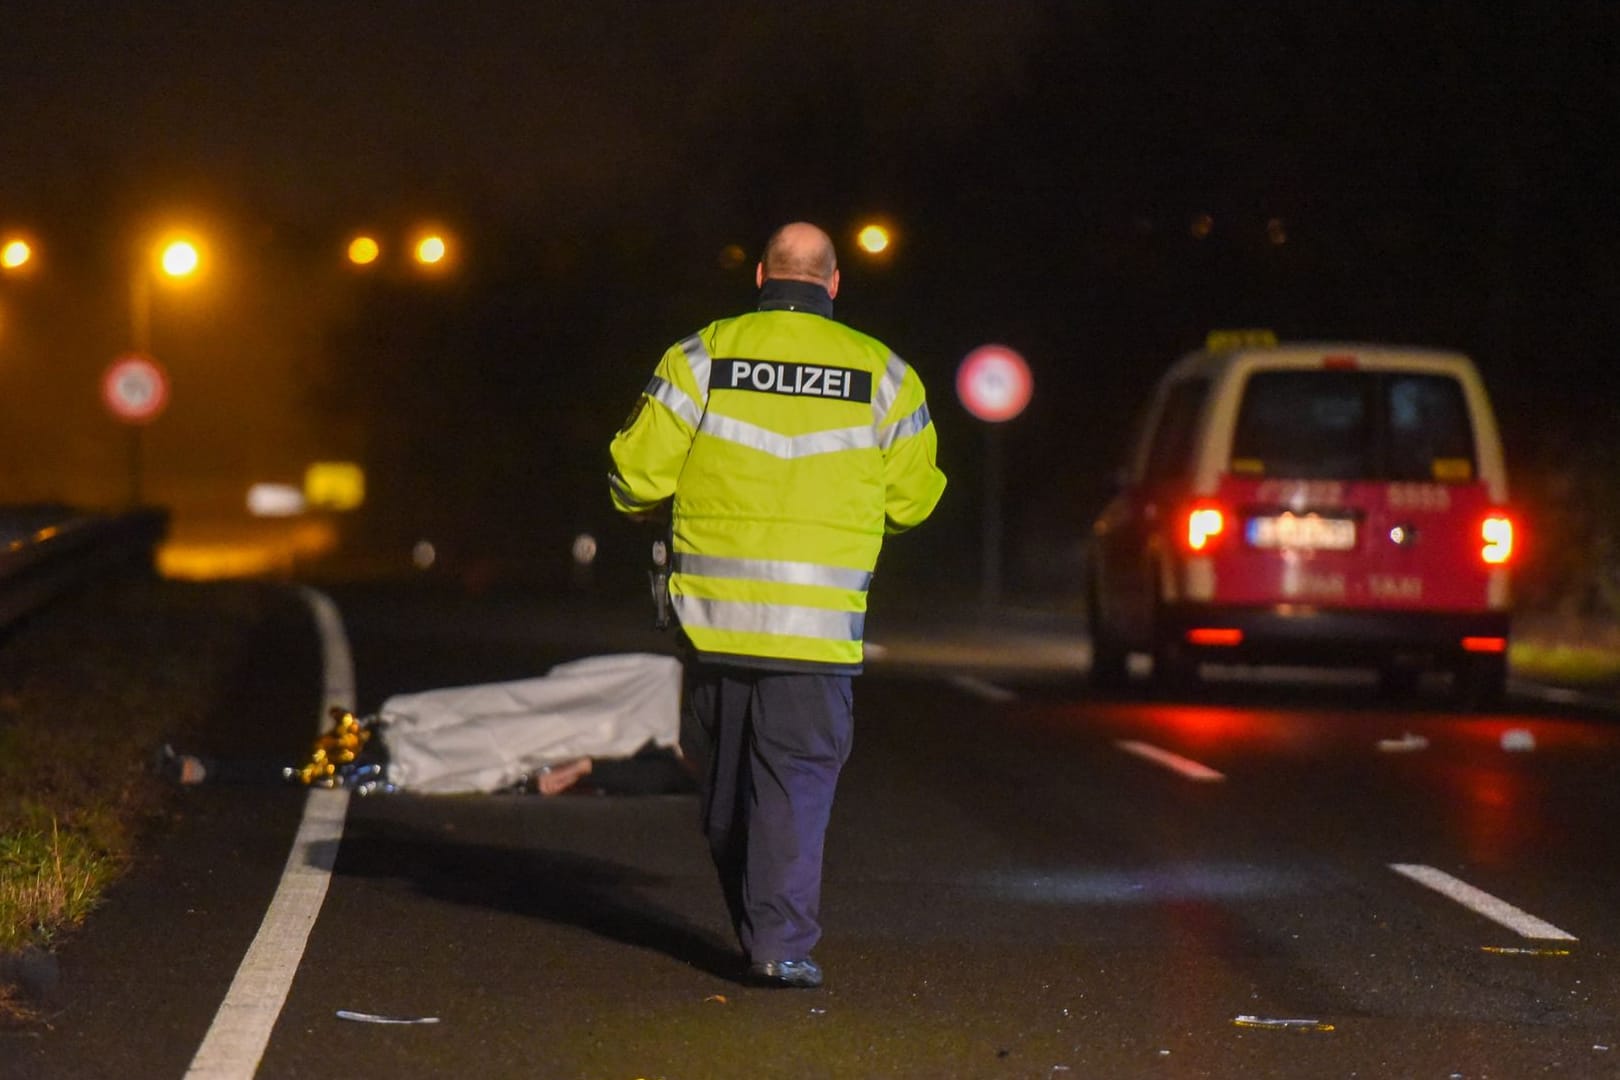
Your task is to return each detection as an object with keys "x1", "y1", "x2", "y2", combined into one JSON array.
[
  {"x1": 1205, "y1": 328, "x2": 1278, "y2": 353},
  {"x1": 304, "y1": 461, "x2": 366, "y2": 511}
]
